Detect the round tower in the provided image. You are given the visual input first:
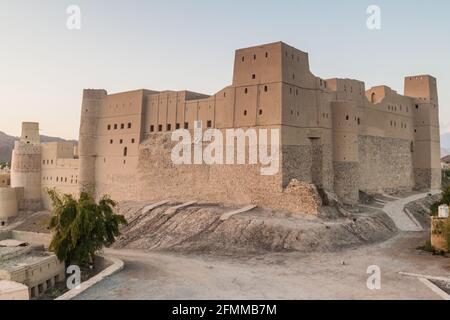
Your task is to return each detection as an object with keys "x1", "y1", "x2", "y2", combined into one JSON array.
[
  {"x1": 78, "y1": 89, "x2": 107, "y2": 196},
  {"x1": 10, "y1": 122, "x2": 42, "y2": 210},
  {"x1": 331, "y1": 101, "x2": 359, "y2": 204}
]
